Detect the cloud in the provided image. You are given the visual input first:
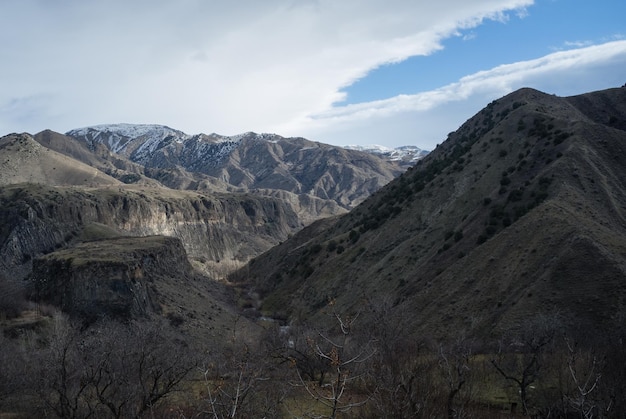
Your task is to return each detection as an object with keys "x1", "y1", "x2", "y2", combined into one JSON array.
[
  {"x1": 289, "y1": 40, "x2": 626, "y2": 149},
  {"x1": 0, "y1": 0, "x2": 532, "y2": 136}
]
